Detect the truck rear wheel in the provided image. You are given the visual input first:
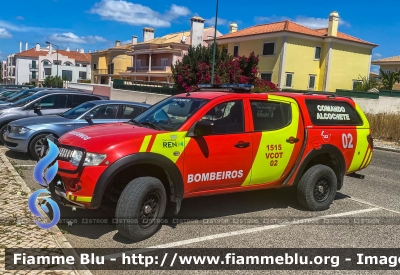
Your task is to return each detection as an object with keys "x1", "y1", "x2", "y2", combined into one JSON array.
[
  {"x1": 115, "y1": 176, "x2": 166, "y2": 242},
  {"x1": 297, "y1": 164, "x2": 337, "y2": 211}
]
